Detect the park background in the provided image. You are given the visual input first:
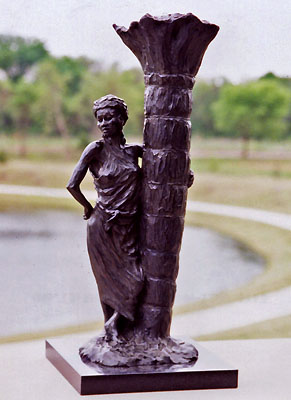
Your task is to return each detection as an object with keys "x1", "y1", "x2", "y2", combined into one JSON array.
[{"x1": 0, "y1": 0, "x2": 291, "y2": 344}]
